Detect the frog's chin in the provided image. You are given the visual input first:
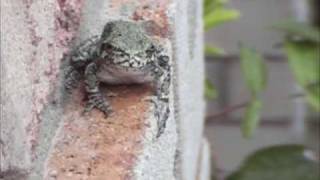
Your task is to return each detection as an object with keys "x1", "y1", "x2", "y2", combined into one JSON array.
[{"x1": 97, "y1": 64, "x2": 152, "y2": 84}]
